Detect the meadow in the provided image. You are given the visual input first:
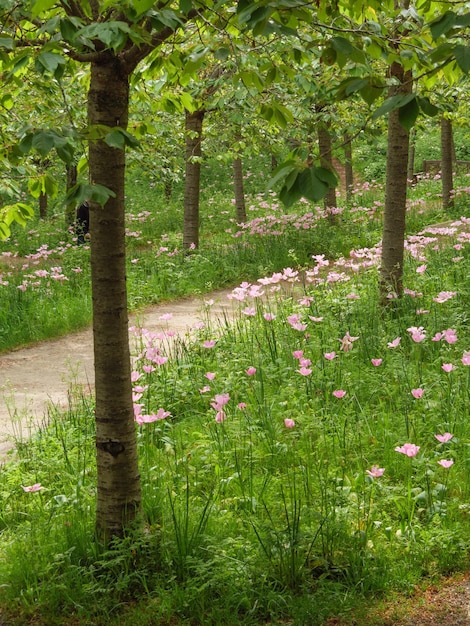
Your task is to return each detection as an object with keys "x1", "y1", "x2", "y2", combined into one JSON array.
[{"x1": 0, "y1": 133, "x2": 470, "y2": 625}]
